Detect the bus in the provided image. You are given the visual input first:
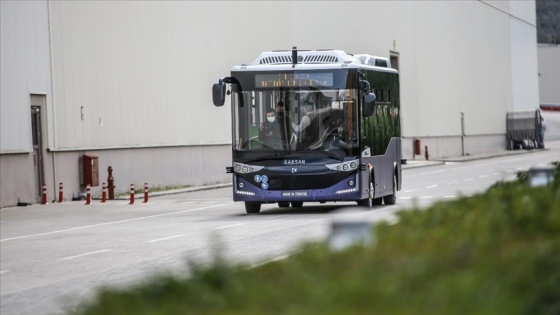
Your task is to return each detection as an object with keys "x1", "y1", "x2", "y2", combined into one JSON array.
[{"x1": 212, "y1": 48, "x2": 401, "y2": 213}]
